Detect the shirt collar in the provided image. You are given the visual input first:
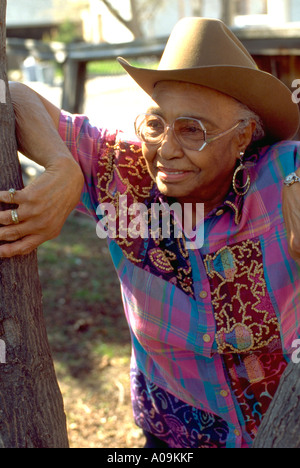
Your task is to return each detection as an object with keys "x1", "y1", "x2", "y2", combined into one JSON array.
[
  {"x1": 207, "y1": 189, "x2": 244, "y2": 225},
  {"x1": 152, "y1": 187, "x2": 243, "y2": 226},
  {"x1": 207, "y1": 149, "x2": 261, "y2": 225}
]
